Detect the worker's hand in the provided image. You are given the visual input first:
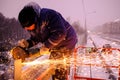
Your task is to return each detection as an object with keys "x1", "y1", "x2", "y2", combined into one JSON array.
[
  {"x1": 18, "y1": 39, "x2": 29, "y2": 48},
  {"x1": 40, "y1": 45, "x2": 50, "y2": 55},
  {"x1": 10, "y1": 46, "x2": 29, "y2": 61}
]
